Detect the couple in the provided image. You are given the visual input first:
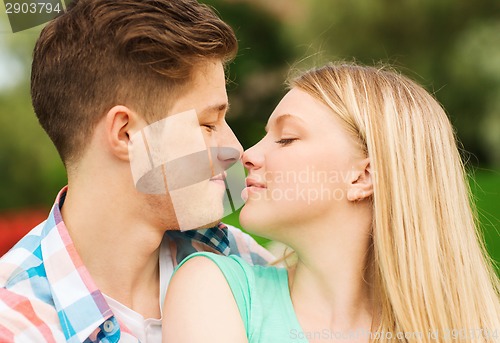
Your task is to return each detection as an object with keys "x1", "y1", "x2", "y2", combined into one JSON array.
[
  {"x1": 0, "y1": 1, "x2": 498, "y2": 343},
  {"x1": 163, "y1": 65, "x2": 500, "y2": 342}
]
